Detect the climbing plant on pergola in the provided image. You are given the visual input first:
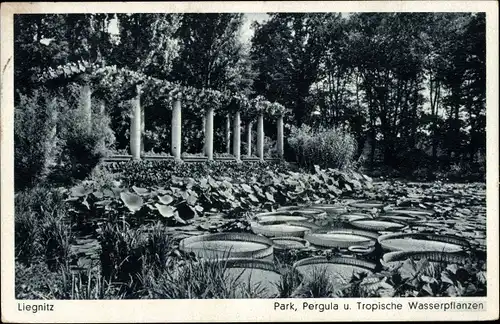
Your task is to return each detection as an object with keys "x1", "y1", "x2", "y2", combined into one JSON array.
[{"x1": 41, "y1": 60, "x2": 289, "y2": 161}]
